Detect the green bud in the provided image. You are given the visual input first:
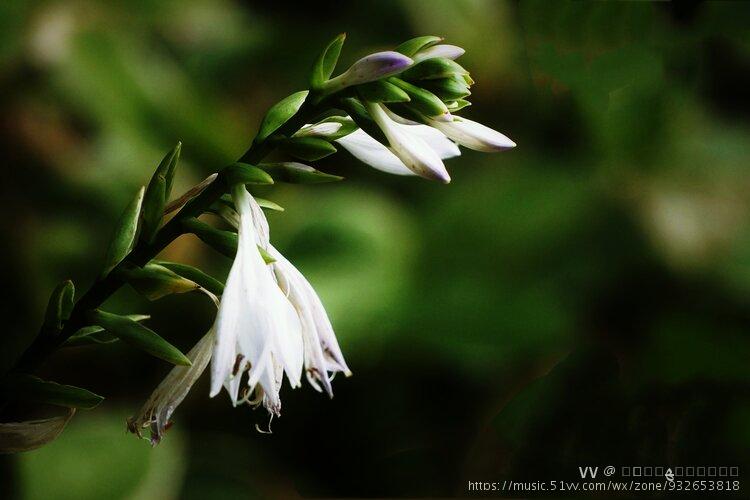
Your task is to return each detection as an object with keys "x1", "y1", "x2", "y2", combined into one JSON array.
[
  {"x1": 87, "y1": 309, "x2": 191, "y2": 366},
  {"x1": 400, "y1": 57, "x2": 469, "y2": 81},
  {"x1": 256, "y1": 90, "x2": 309, "y2": 143},
  {"x1": 420, "y1": 75, "x2": 472, "y2": 101},
  {"x1": 388, "y1": 77, "x2": 449, "y2": 118},
  {"x1": 310, "y1": 33, "x2": 346, "y2": 89},
  {"x1": 118, "y1": 262, "x2": 200, "y2": 301},
  {"x1": 101, "y1": 186, "x2": 145, "y2": 277},
  {"x1": 141, "y1": 142, "x2": 181, "y2": 244},
  {"x1": 223, "y1": 162, "x2": 274, "y2": 188},
  {"x1": 357, "y1": 80, "x2": 411, "y2": 103},
  {"x1": 4, "y1": 374, "x2": 103, "y2": 410},
  {"x1": 339, "y1": 97, "x2": 388, "y2": 143},
  {"x1": 259, "y1": 162, "x2": 343, "y2": 183},
  {"x1": 43, "y1": 280, "x2": 75, "y2": 333},
  {"x1": 395, "y1": 35, "x2": 443, "y2": 57},
  {"x1": 279, "y1": 137, "x2": 337, "y2": 161},
  {"x1": 314, "y1": 116, "x2": 359, "y2": 140}
]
